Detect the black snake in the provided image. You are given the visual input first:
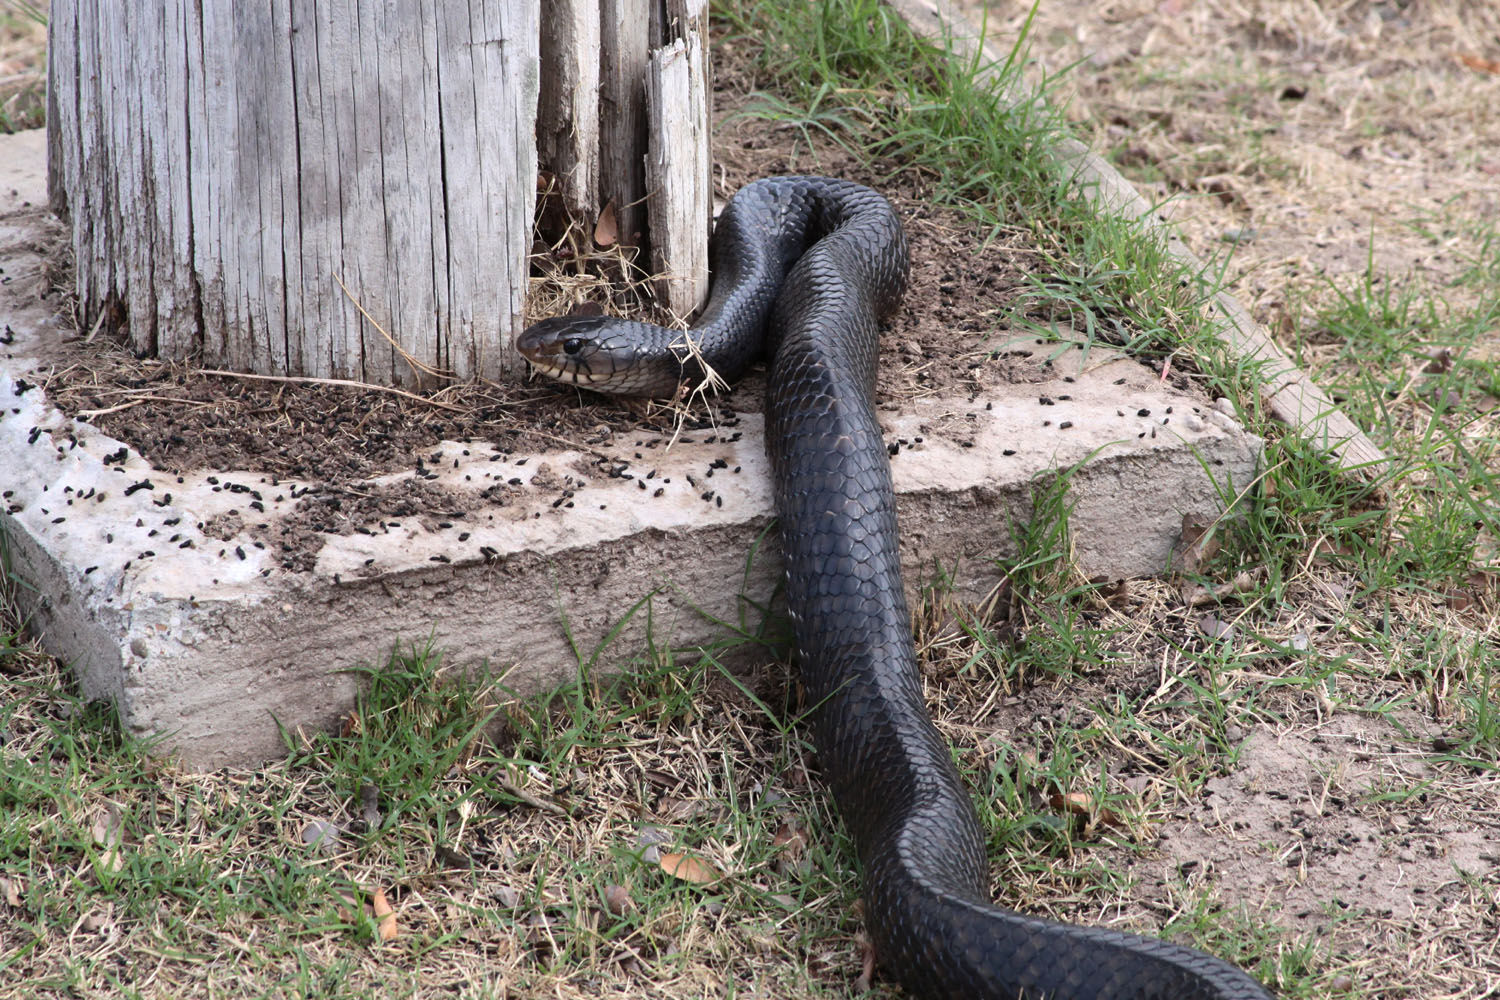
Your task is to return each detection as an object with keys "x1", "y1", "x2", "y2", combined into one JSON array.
[{"x1": 518, "y1": 176, "x2": 1275, "y2": 1000}]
